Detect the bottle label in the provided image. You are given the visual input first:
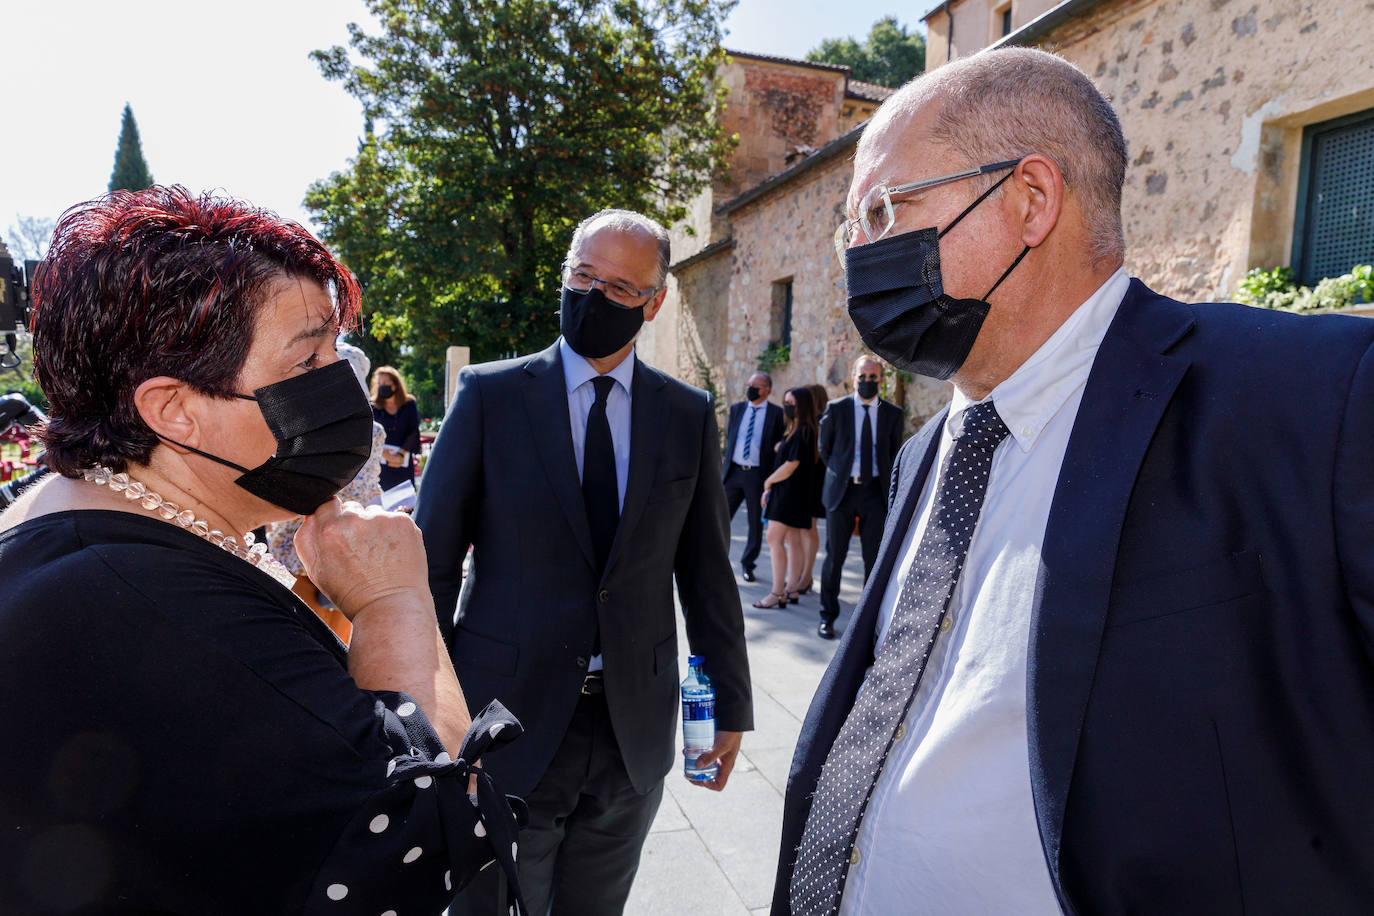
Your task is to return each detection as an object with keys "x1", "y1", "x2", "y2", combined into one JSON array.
[
  {"x1": 682, "y1": 697, "x2": 715, "y2": 721},
  {"x1": 683, "y1": 719, "x2": 714, "y2": 748}
]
